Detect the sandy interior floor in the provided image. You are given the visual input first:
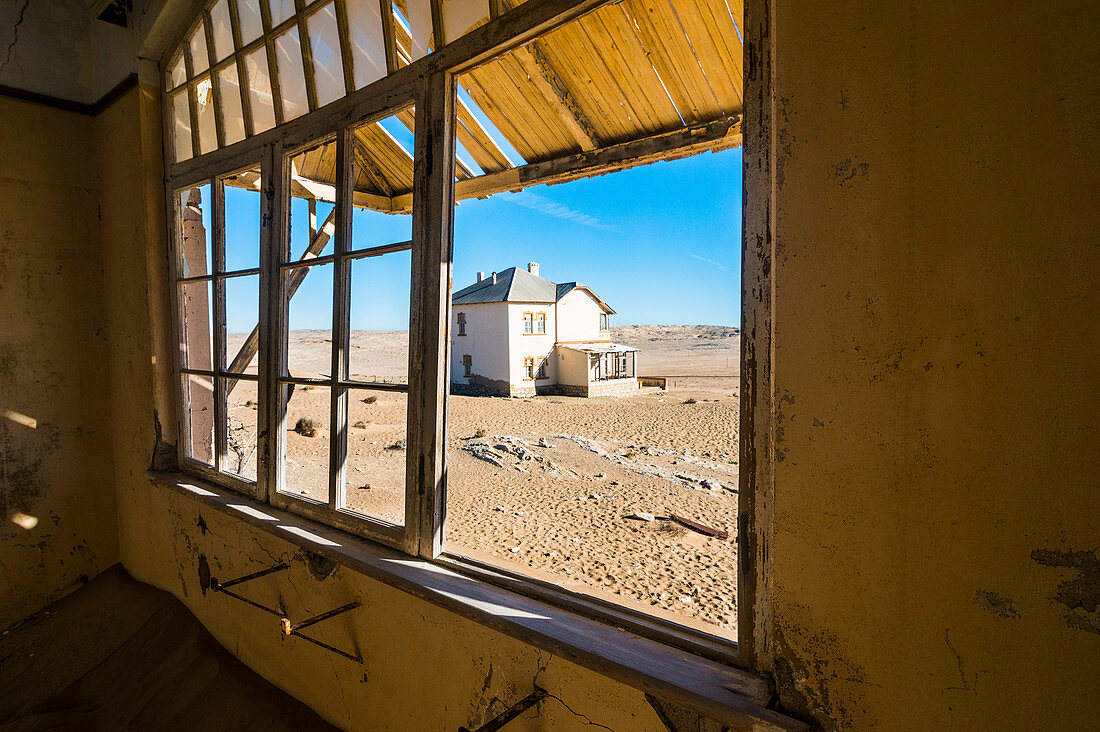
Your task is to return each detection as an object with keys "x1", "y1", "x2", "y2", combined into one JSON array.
[{"x1": 216, "y1": 325, "x2": 740, "y2": 637}]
